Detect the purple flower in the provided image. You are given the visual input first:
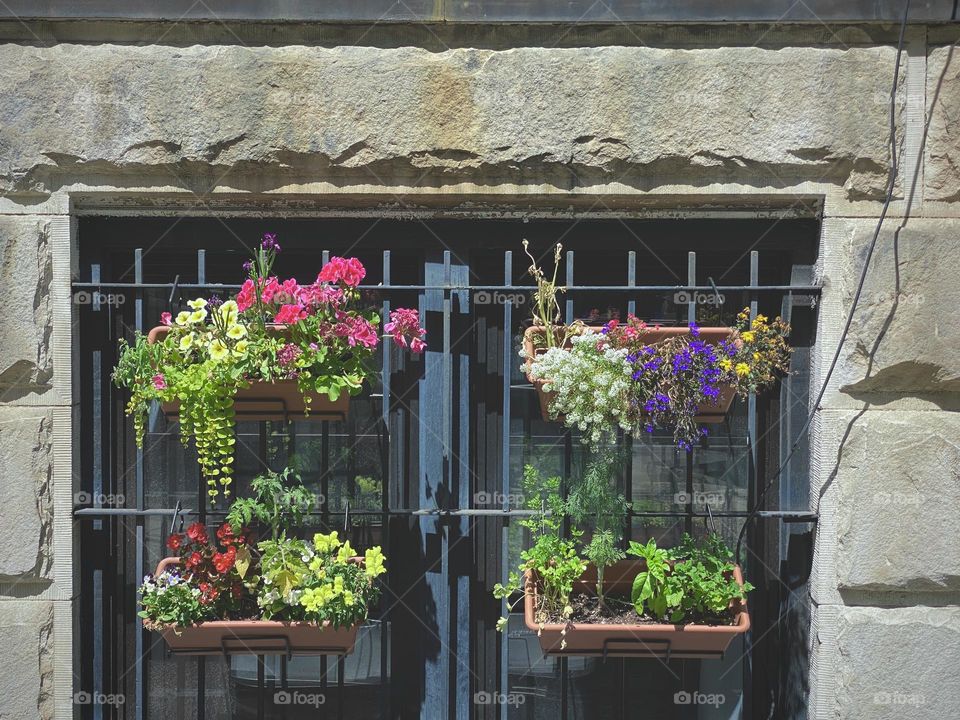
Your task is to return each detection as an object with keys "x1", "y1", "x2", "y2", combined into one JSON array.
[
  {"x1": 208, "y1": 294, "x2": 223, "y2": 309},
  {"x1": 689, "y1": 321, "x2": 701, "y2": 338},
  {"x1": 261, "y1": 233, "x2": 281, "y2": 253},
  {"x1": 242, "y1": 260, "x2": 253, "y2": 273}
]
